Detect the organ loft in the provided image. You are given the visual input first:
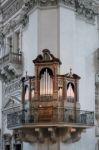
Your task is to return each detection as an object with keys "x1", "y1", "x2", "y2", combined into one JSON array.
[{"x1": 7, "y1": 49, "x2": 94, "y2": 143}]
